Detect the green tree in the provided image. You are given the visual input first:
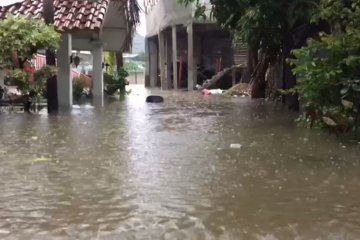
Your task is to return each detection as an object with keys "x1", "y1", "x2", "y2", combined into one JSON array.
[
  {"x1": 0, "y1": 15, "x2": 60, "y2": 69},
  {"x1": 179, "y1": 0, "x2": 323, "y2": 106},
  {"x1": 104, "y1": 52, "x2": 117, "y2": 73},
  {"x1": 137, "y1": 51, "x2": 146, "y2": 62},
  {"x1": 290, "y1": 0, "x2": 360, "y2": 134},
  {"x1": 0, "y1": 15, "x2": 60, "y2": 111},
  {"x1": 113, "y1": 0, "x2": 141, "y2": 71}
]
